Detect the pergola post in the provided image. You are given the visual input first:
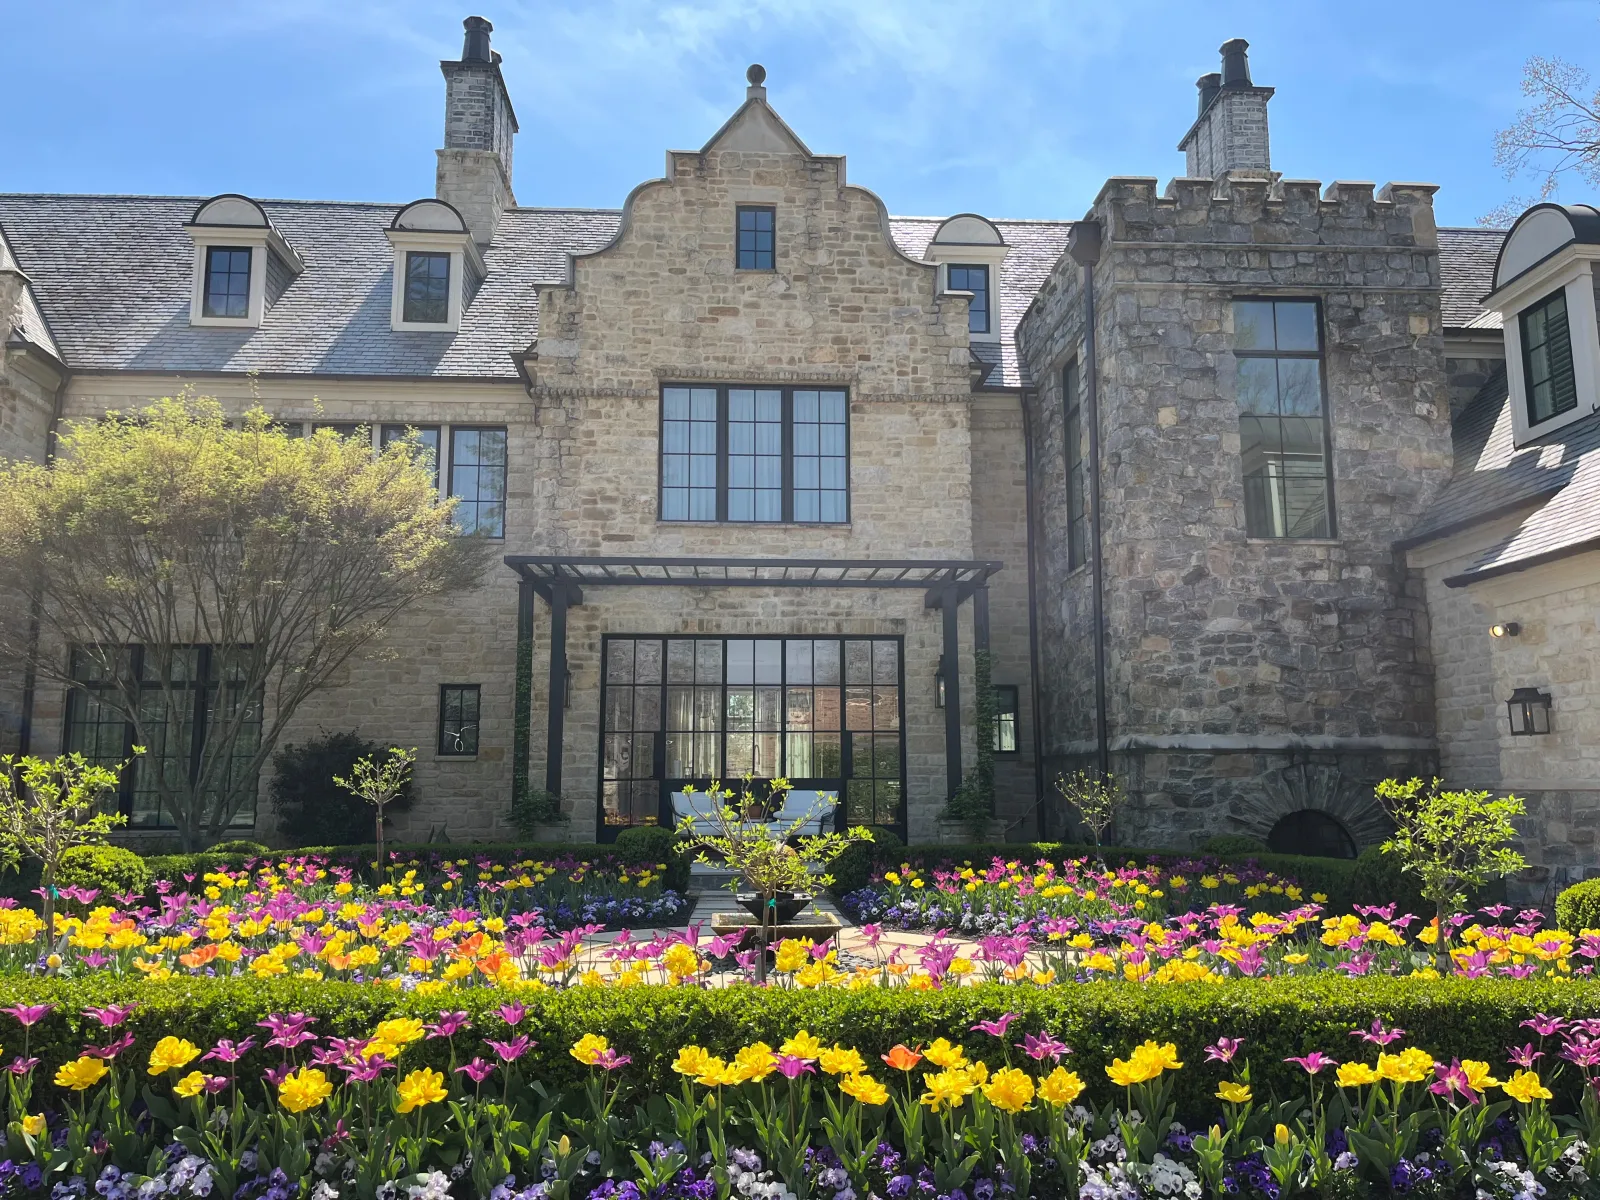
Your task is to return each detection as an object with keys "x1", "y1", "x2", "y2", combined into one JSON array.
[
  {"x1": 942, "y1": 583, "x2": 963, "y2": 798},
  {"x1": 544, "y1": 581, "x2": 570, "y2": 797}
]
